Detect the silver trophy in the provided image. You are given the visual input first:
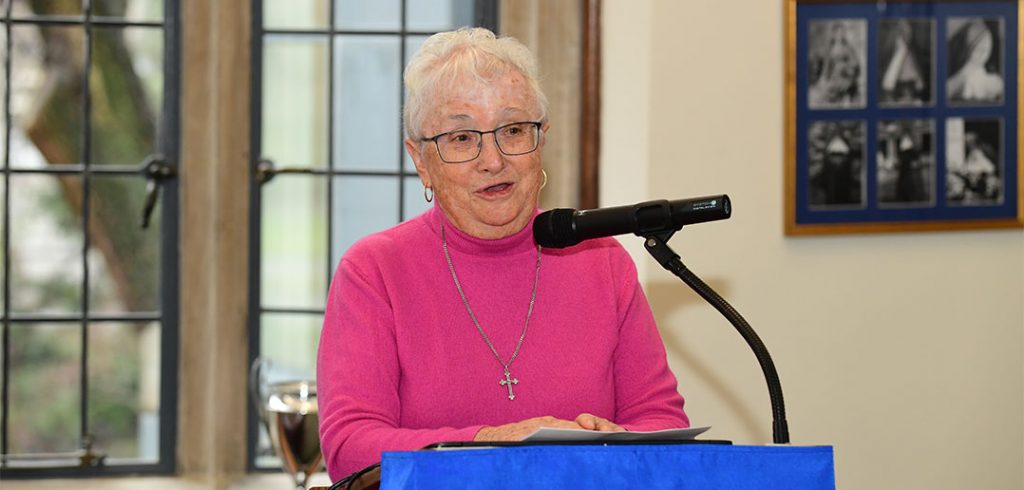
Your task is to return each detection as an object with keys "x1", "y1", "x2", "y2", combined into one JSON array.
[{"x1": 250, "y1": 358, "x2": 323, "y2": 489}]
